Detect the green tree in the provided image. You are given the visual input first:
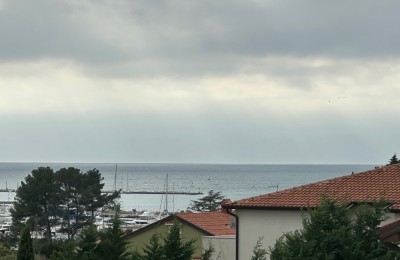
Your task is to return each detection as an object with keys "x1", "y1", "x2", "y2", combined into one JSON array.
[
  {"x1": 0, "y1": 243, "x2": 13, "y2": 258},
  {"x1": 17, "y1": 226, "x2": 34, "y2": 260},
  {"x1": 81, "y1": 169, "x2": 120, "y2": 221},
  {"x1": 251, "y1": 237, "x2": 267, "y2": 260},
  {"x1": 12, "y1": 166, "x2": 120, "y2": 244},
  {"x1": 140, "y1": 233, "x2": 164, "y2": 260},
  {"x1": 188, "y1": 190, "x2": 225, "y2": 212},
  {"x1": 269, "y1": 197, "x2": 397, "y2": 260},
  {"x1": 78, "y1": 224, "x2": 100, "y2": 259},
  {"x1": 389, "y1": 153, "x2": 400, "y2": 165},
  {"x1": 11, "y1": 167, "x2": 59, "y2": 240},
  {"x1": 49, "y1": 240, "x2": 79, "y2": 260},
  {"x1": 96, "y1": 213, "x2": 129, "y2": 260},
  {"x1": 56, "y1": 167, "x2": 120, "y2": 239},
  {"x1": 201, "y1": 241, "x2": 215, "y2": 260},
  {"x1": 56, "y1": 167, "x2": 82, "y2": 240},
  {"x1": 131, "y1": 221, "x2": 195, "y2": 260},
  {"x1": 162, "y1": 221, "x2": 195, "y2": 260}
]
